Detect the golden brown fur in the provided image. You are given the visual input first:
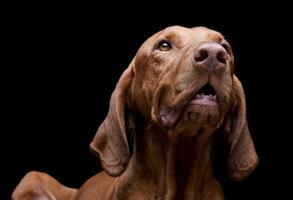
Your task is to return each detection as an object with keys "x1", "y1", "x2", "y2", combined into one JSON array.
[{"x1": 12, "y1": 26, "x2": 258, "y2": 200}]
